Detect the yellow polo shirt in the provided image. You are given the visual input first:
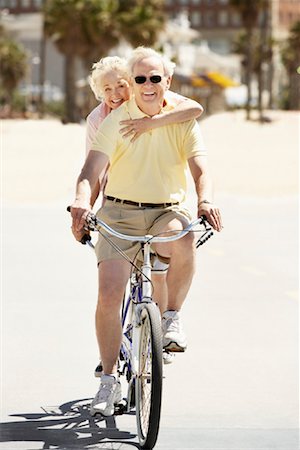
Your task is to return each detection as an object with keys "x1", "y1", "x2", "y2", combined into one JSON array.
[{"x1": 91, "y1": 96, "x2": 207, "y2": 203}]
